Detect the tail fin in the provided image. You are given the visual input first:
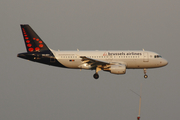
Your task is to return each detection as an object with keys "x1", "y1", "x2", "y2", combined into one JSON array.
[{"x1": 20, "y1": 24, "x2": 49, "y2": 52}]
